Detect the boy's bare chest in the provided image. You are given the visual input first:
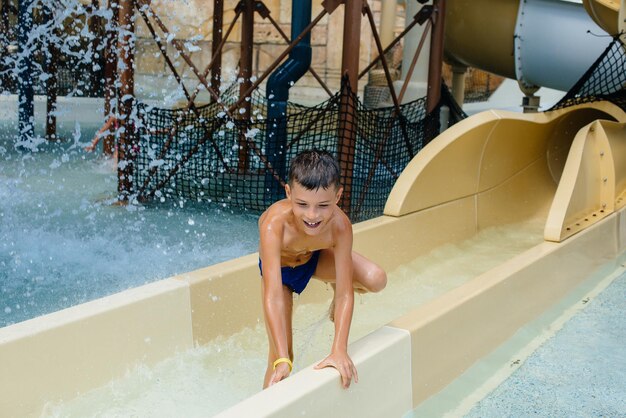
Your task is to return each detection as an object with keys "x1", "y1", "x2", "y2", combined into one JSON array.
[{"x1": 282, "y1": 232, "x2": 332, "y2": 259}]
